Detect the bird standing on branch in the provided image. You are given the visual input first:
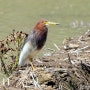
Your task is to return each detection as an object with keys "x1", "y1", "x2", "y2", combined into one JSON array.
[{"x1": 19, "y1": 20, "x2": 60, "y2": 70}]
